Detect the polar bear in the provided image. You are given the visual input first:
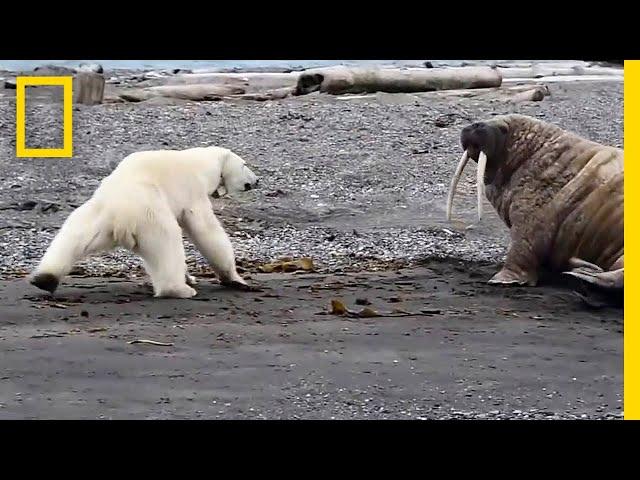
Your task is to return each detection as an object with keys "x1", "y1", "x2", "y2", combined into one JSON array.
[{"x1": 29, "y1": 146, "x2": 259, "y2": 298}]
